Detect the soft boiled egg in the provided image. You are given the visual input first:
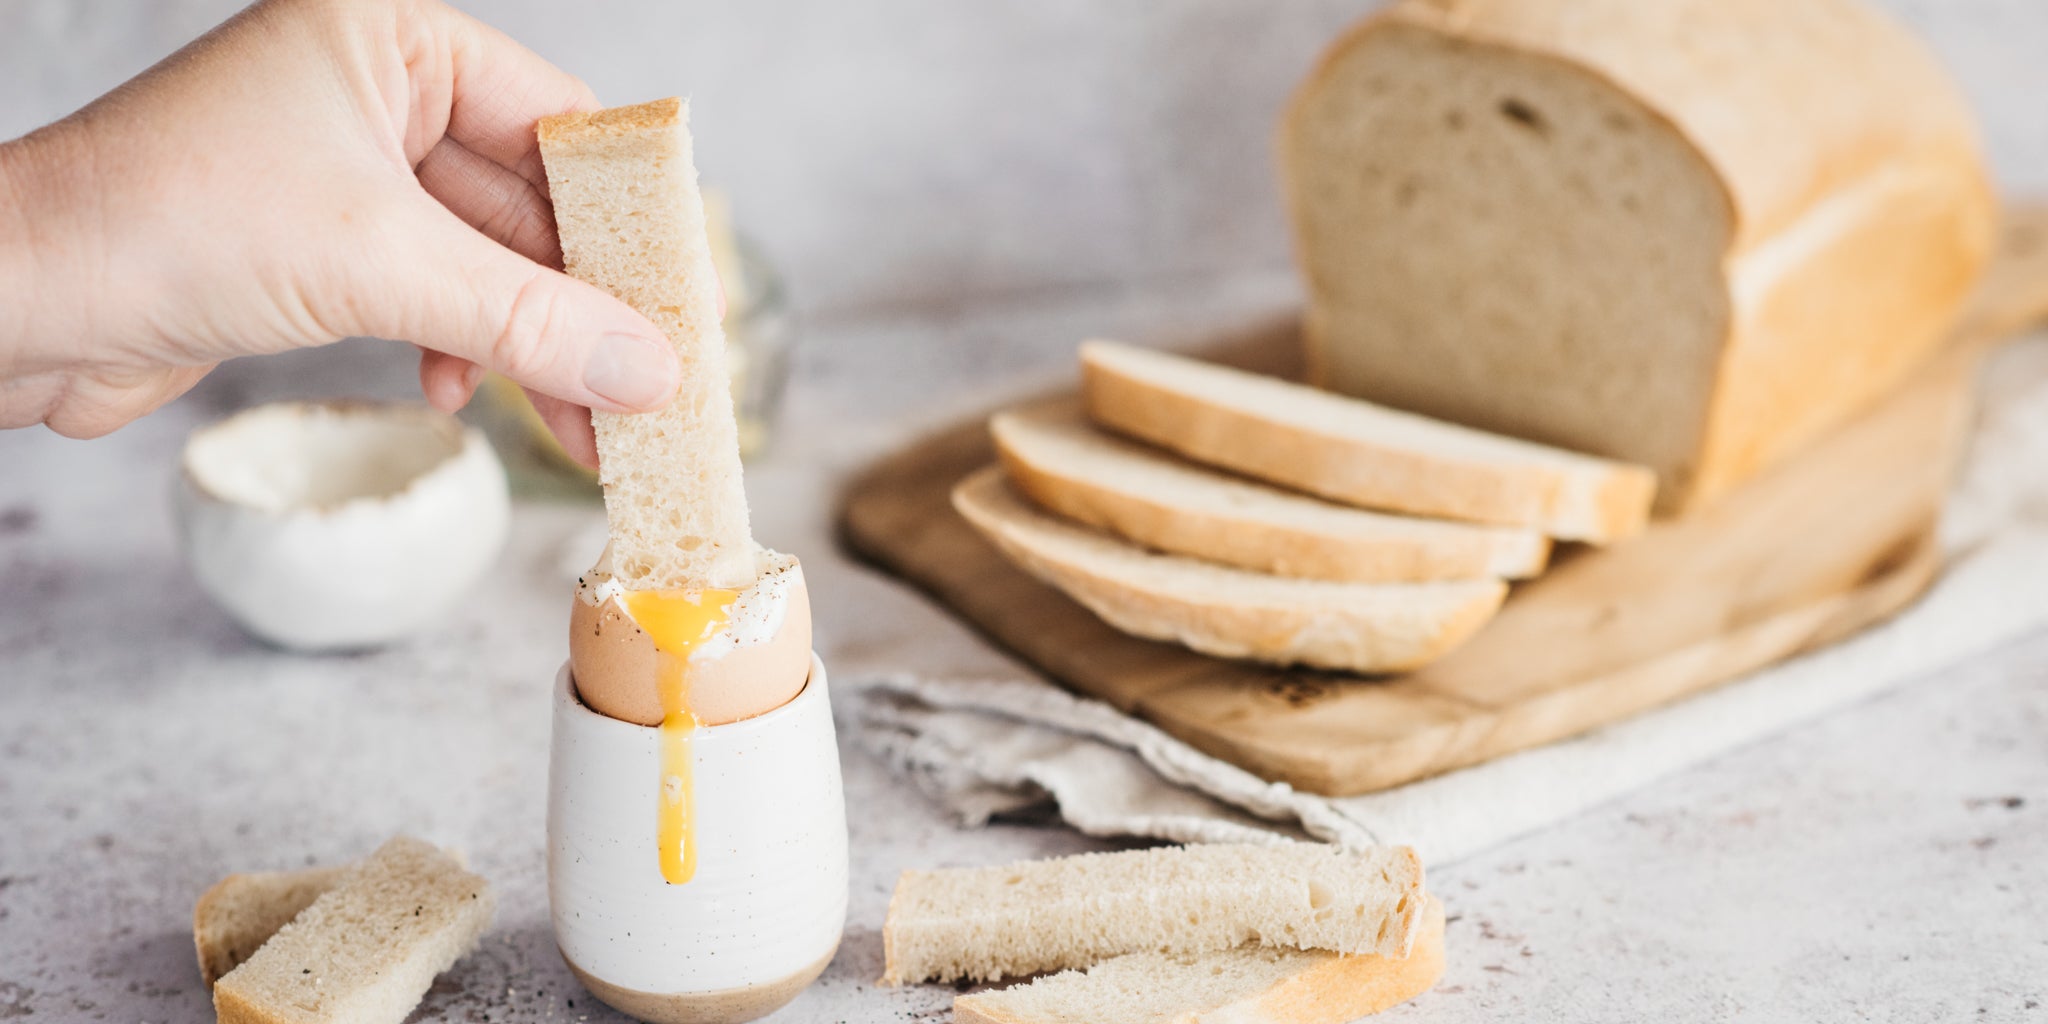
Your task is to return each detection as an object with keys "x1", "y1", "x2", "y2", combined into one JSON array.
[
  {"x1": 569, "y1": 546, "x2": 812, "y2": 886},
  {"x1": 570, "y1": 548, "x2": 812, "y2": 728}
]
